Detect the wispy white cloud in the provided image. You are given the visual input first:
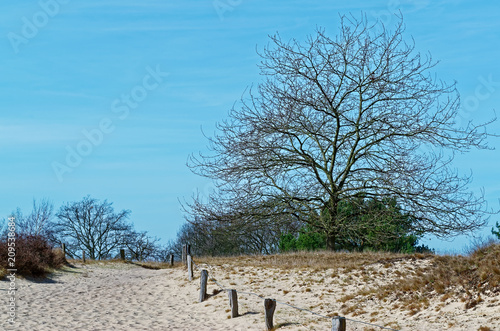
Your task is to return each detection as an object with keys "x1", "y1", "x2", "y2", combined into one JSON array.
[
  {"x1": 34, "y1": 89, "x2": 109, "y2": 101},
  {"x1": 0, "y1": 122, "x2": 79, "y2": 146}
]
